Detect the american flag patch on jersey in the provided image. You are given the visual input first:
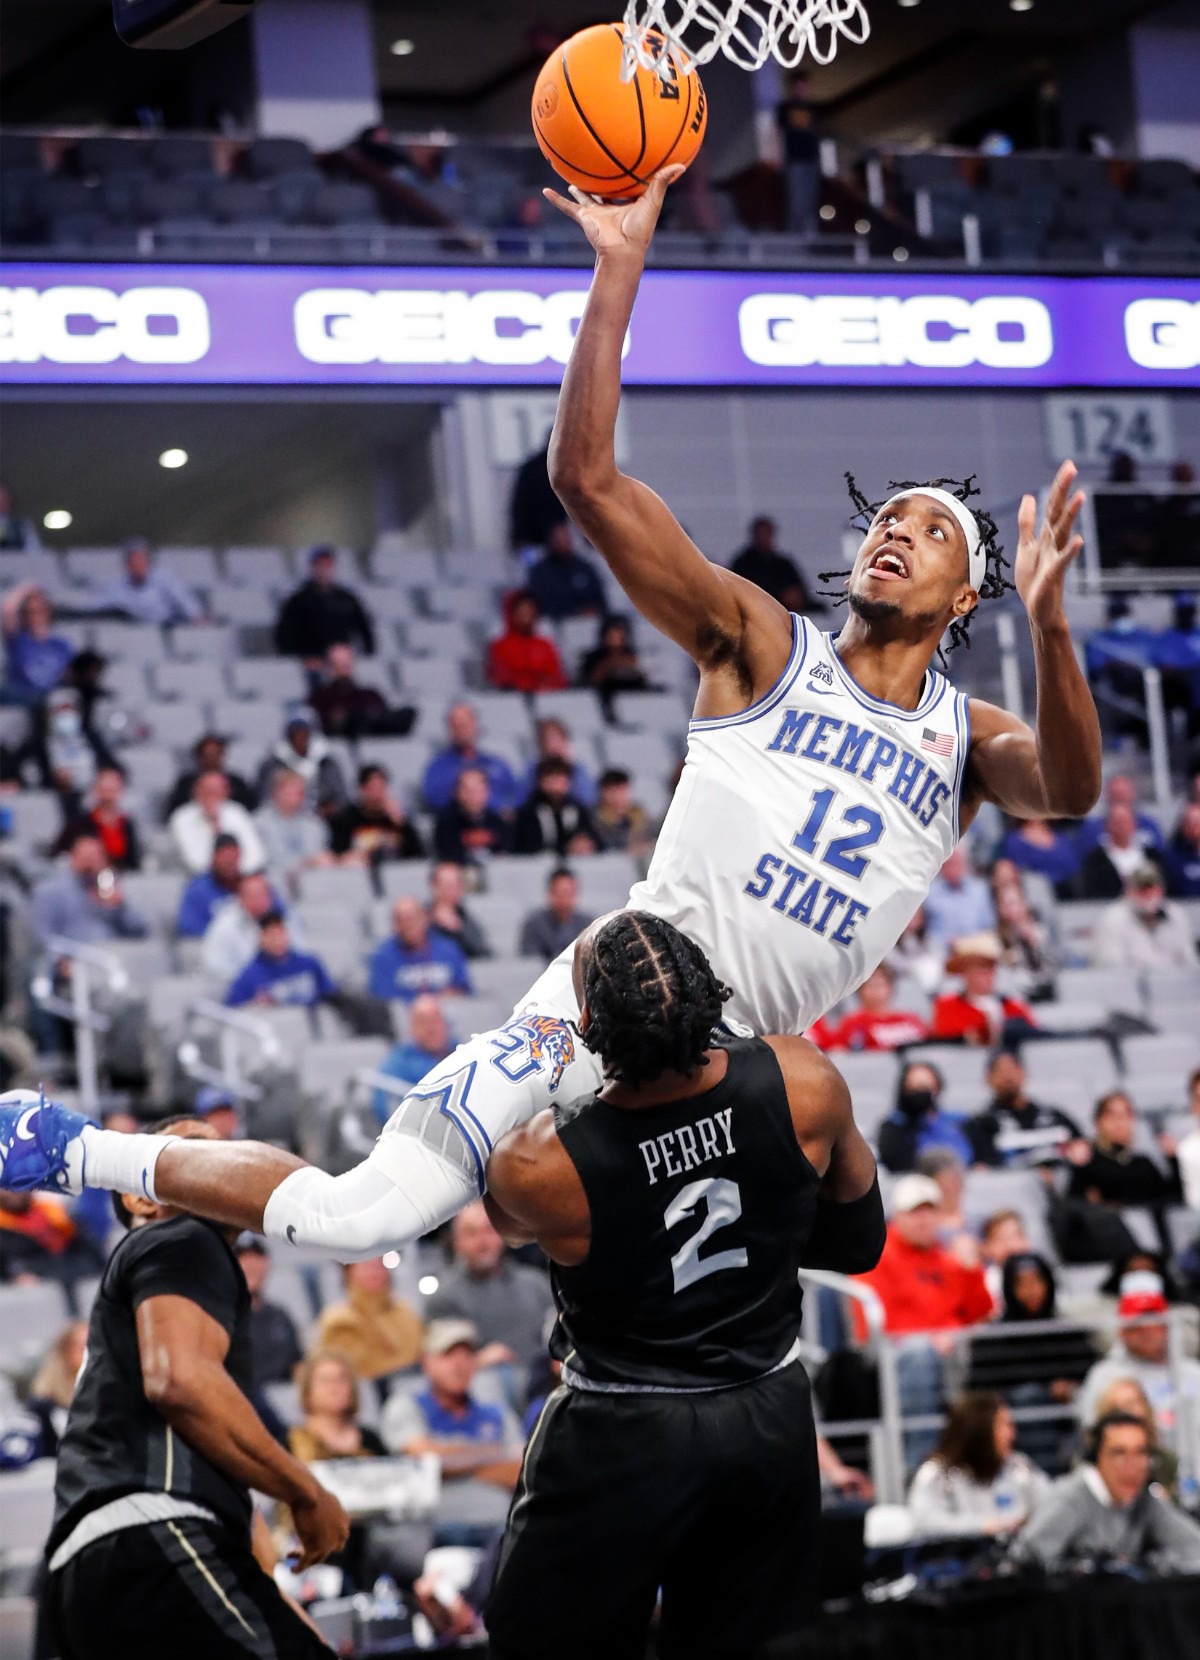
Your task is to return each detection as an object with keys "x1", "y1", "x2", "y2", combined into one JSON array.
[{"x1": 921, "y1": 727, "x2": 955, "y2": 757}]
